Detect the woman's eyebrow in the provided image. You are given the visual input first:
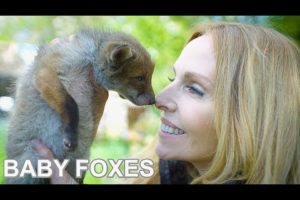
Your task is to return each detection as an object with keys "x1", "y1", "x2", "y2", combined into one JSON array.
[
  {"x1": 173, "y1": 65, "x2": 213, "y2": 89},
  {"x1": 184, "y1": 72, "x2": 213, "y2": 88}
]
